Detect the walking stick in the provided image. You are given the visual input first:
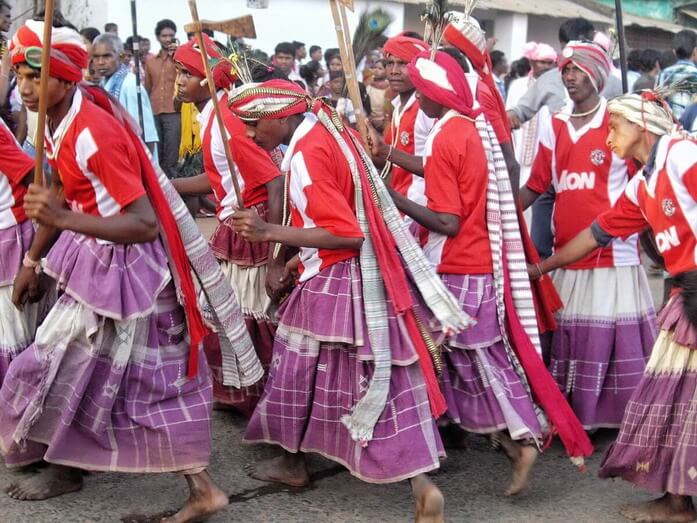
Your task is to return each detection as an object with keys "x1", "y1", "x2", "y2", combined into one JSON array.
[
  {"x1": 130, "y1": 0, "x2": 145, "y2": 135},
  {"x1": 329, "y1": 0, "x2": 369, "y2": 145},
  {"x1": 186, "y1": 0, "x2": 244, "y2": 209},
  {"x1": 34, "y1": 0, "x2": 55, "y2": 186}
]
